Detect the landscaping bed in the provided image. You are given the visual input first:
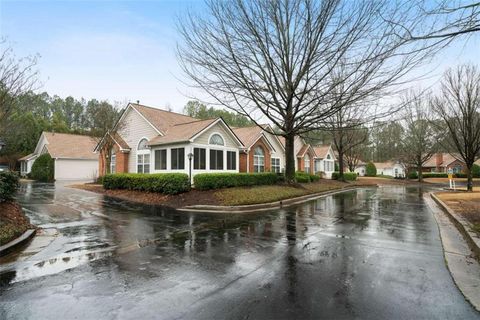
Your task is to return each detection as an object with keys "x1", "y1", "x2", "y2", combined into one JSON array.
[
  {"x1": 0, "y1": 201, "x2": 33, "y2": 246},
  {"x1": 72, "y1": 179, "x2": 382, "y2": 208},
  {"x1": 436, "y1": 191, "x2": 480, "y2": 235}
]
